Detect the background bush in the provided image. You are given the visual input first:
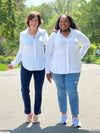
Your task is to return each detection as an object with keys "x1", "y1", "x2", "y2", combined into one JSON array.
[
  {"x1": 0, "y1": 55, "x2": 15, "y2": 64},
  {"x1": 82, "y1": 44, "x2": 100, "y2": 64},
  {"x1": 85, "y1": 44, "x2": 97, "y2": 56}
]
